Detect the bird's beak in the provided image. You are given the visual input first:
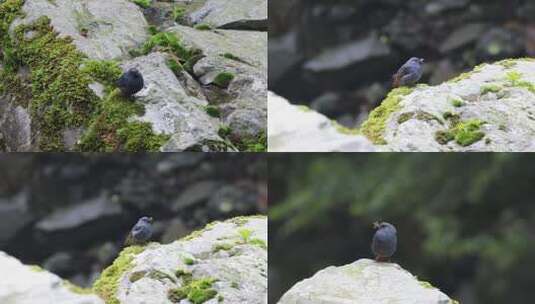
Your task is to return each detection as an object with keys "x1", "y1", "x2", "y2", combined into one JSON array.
[
  {"x1": 373, "y1": 221, "x2": 380, "y2": 229},
  {"x1": 148, "y1": 217, "x2": 154, "y2": 223},
  {"x1": 420, "y1": 58, "x2": 425, "y2": 63}
]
